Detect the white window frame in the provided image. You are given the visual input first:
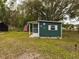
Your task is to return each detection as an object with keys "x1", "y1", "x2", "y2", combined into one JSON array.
[{"x1": 48, "y1": 25, "x2": 58, "y2": 31}]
